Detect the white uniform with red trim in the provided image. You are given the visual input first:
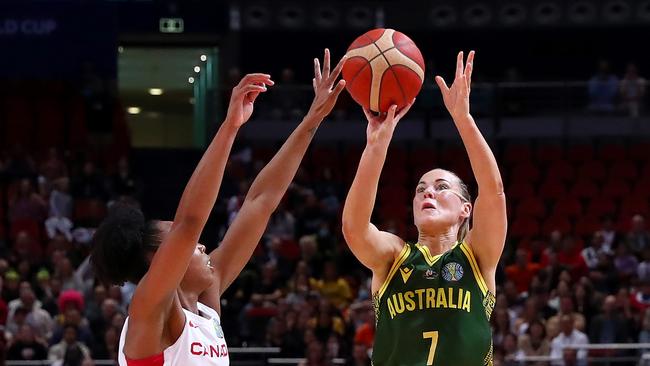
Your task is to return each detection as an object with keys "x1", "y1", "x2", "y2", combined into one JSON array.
[{"x1": 118, "y1": 302, "x2": 229, "y2": 366}]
